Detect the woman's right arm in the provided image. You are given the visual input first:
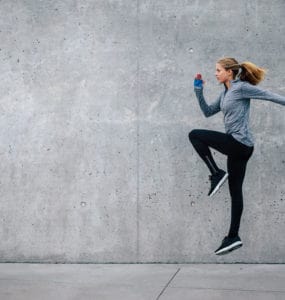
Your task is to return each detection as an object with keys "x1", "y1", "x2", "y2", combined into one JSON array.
[{"x1": 194, "y1": 87, "x2": 222, "y2": 117}]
